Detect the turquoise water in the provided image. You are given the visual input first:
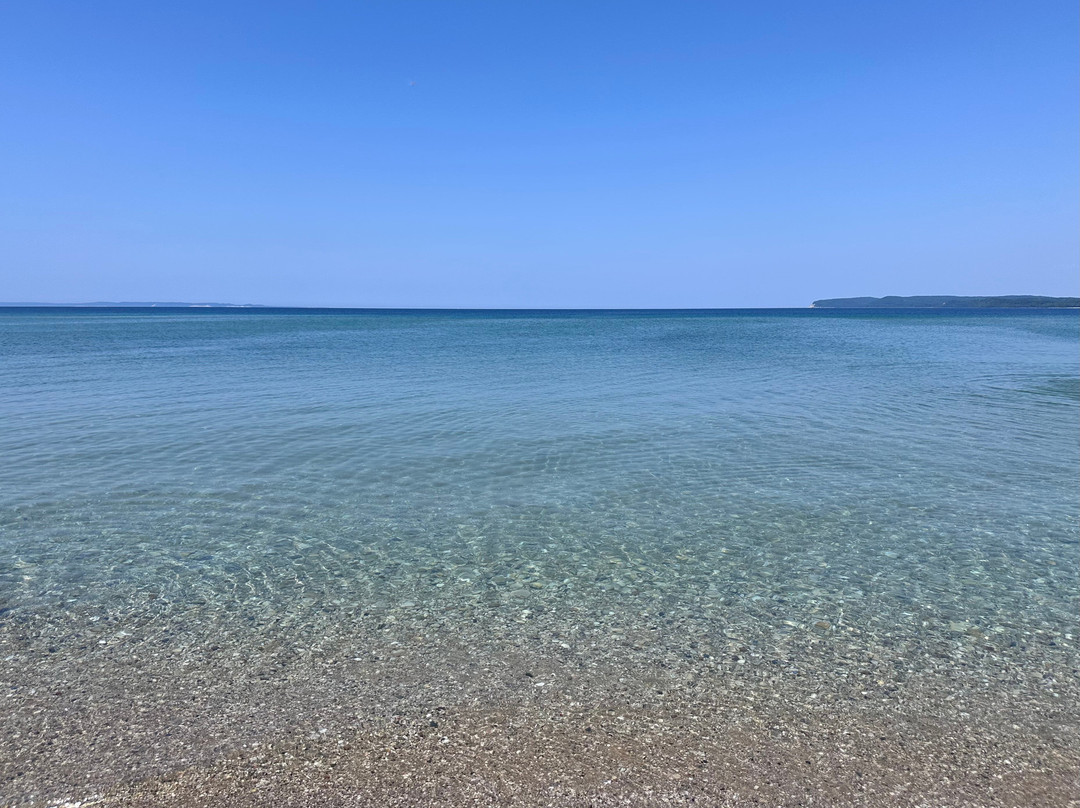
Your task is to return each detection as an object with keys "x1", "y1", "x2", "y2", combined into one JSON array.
[
  {"x1": 2, "y1": 307, "x2": 1077, "y2": 633},
  {"x1": 1, "y1": 308, "x2": 1078, "y2": 800}
]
